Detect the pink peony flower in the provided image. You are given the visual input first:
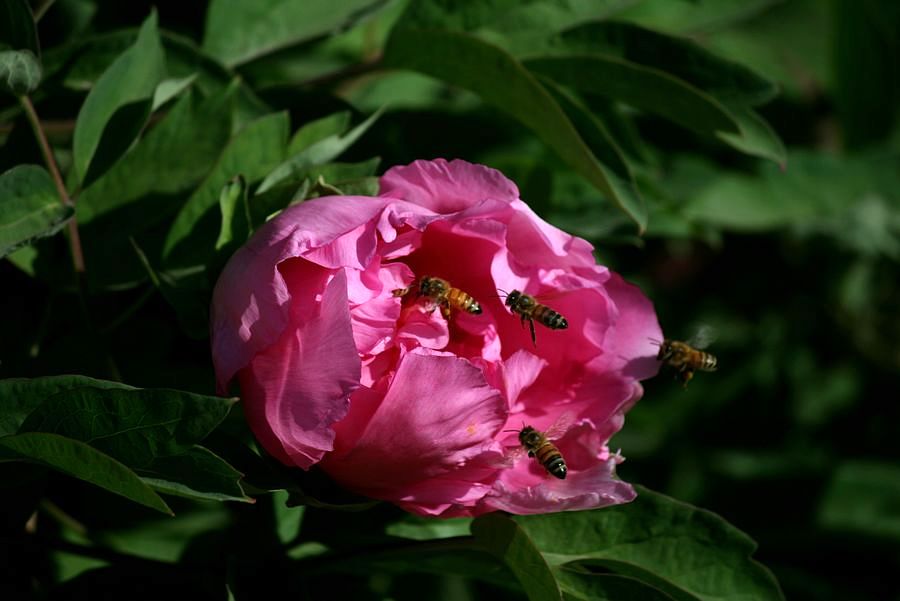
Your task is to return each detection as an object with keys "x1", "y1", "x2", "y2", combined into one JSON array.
[{"x1": 211, "y1": 159, "x2": 661, "y2": 517}]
